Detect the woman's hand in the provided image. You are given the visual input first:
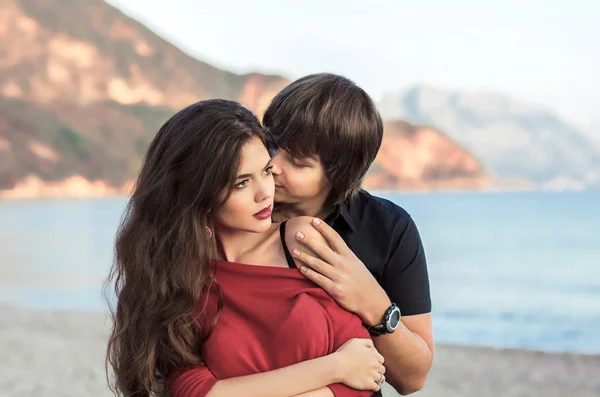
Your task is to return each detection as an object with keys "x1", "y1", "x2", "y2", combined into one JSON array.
[{"x1": 334, "y1": 338, "x2": 385, "y2": 392}]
